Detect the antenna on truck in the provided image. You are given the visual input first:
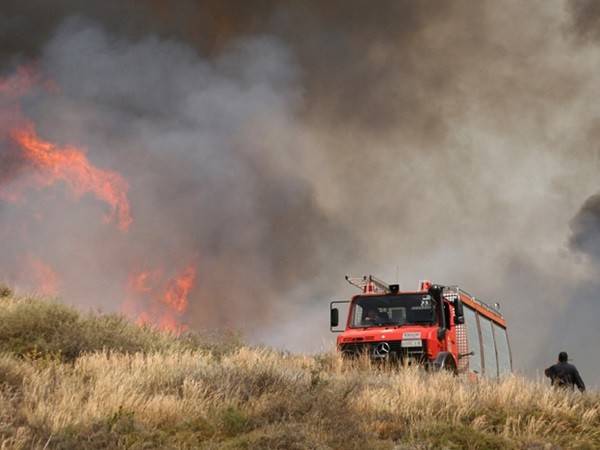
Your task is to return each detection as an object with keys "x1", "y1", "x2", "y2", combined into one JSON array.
[{"x1": 345, "y1": 275, "x2": 398, "y2": 294}]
